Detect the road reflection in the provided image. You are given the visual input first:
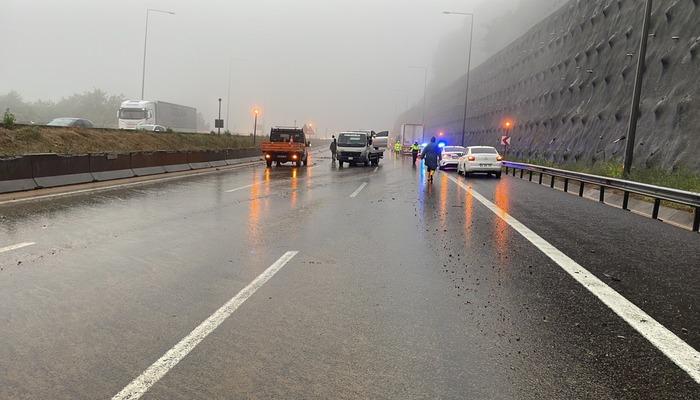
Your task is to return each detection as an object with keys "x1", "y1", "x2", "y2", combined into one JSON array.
[
  {"x1": 290, "y1": 167, "x2": 298, "y2": 209},
  {"x1": 463, "y1": 185, "x2": 474, "y2": 244},
  {"x1": 493, "y1": 181, "x2": 510, "y2": 265},
  {"x1": 247, "y1": 168, "x2": 271, "y2": 245},
  {"x1": 438, "y1": 173, "x2": 448, "y2": 231}
]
